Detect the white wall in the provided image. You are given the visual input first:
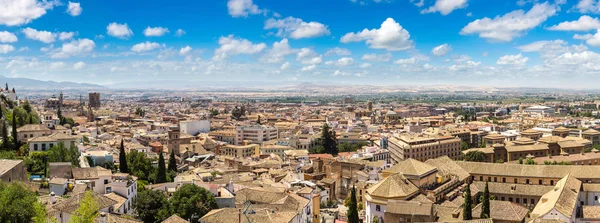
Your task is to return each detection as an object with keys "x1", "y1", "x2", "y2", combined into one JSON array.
[
  {"x1": 365, "y1": 201, "x2": 386, "y2": 223},
  {"x1": 180, "y1": 120, "x2": 210, "y2": 136}
]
